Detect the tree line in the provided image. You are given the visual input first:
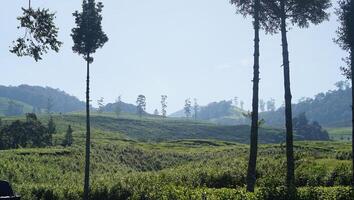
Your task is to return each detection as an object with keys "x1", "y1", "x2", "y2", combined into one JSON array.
[{"x1": 0, "y1": 114, "x2": 73, "y2": 149}]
